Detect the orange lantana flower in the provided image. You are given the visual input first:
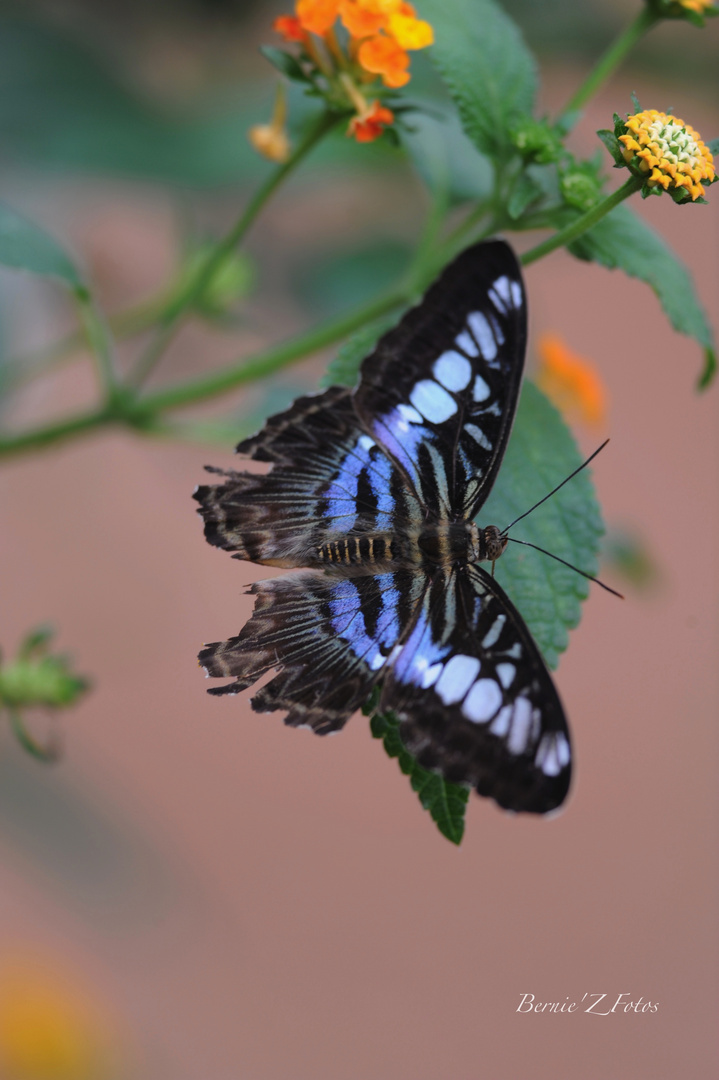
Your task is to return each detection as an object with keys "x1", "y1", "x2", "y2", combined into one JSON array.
[
  {"x1": 296, "y1": 0, "x2": 340, "y2": 35},
  {"x1": 273, "y1": 14, "x2": 306, "y2": 41},
  {"x1": 358, "y1": 33, "x2": 411, "y2": 87},
  {"x1": 339, "y1": 0, "x2": 387, "y2": 37},
  {"x1": 266, "y1": 0, "x2": 433, "y2": 143},
  {"x1": 536, "y1": 334, "x2": 607, "y2": 428},
  {"x1": 348, "y1": 101, "x2": 395, "y2": 142}
]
